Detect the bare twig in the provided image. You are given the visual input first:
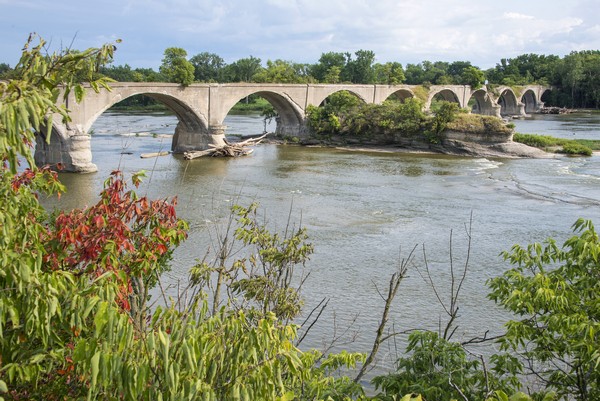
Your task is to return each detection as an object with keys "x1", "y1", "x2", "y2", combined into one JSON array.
[
  {"x1": 296, "y1": 297, "x2": 329, "y2": 346},
  {"x1": 415, "y1": 212, "x2": 474, "y2": 341},
  {"x1": 449, "y1": 376, "x2": 470, "y2": 401},
  {"x1": 354, "y1": 245, "x2": 416, "y2": 383}
]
